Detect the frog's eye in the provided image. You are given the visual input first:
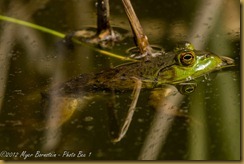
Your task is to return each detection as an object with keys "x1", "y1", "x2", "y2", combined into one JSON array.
[{"x1": 179, "y1": 52, "x2": 195, "y2": 66}]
